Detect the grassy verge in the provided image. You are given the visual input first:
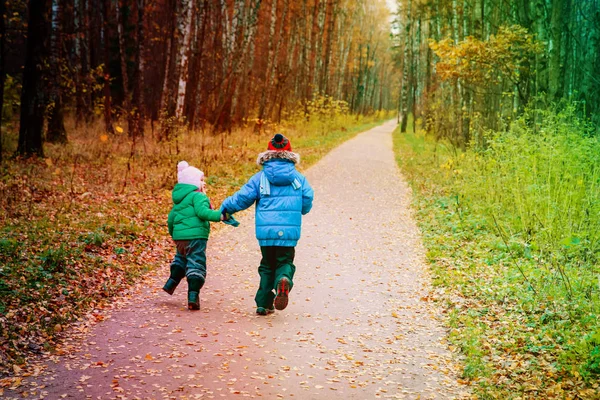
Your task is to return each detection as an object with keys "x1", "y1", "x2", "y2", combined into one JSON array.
[
  {"x1": 0, "y1": 111, "x2": 394, "y2": 376},
  {"x1": 393, "y1": 108, "x2": 600, "y2": 399}
]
